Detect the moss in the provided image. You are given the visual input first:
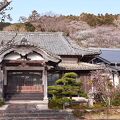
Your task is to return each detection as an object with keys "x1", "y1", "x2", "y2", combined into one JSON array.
[
  {"x1": 93, "y1": 103, "x2": 106, "y2": 109},
  {"x1": 0, "y1": 99, "x2": 5, "y2": 107}
]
